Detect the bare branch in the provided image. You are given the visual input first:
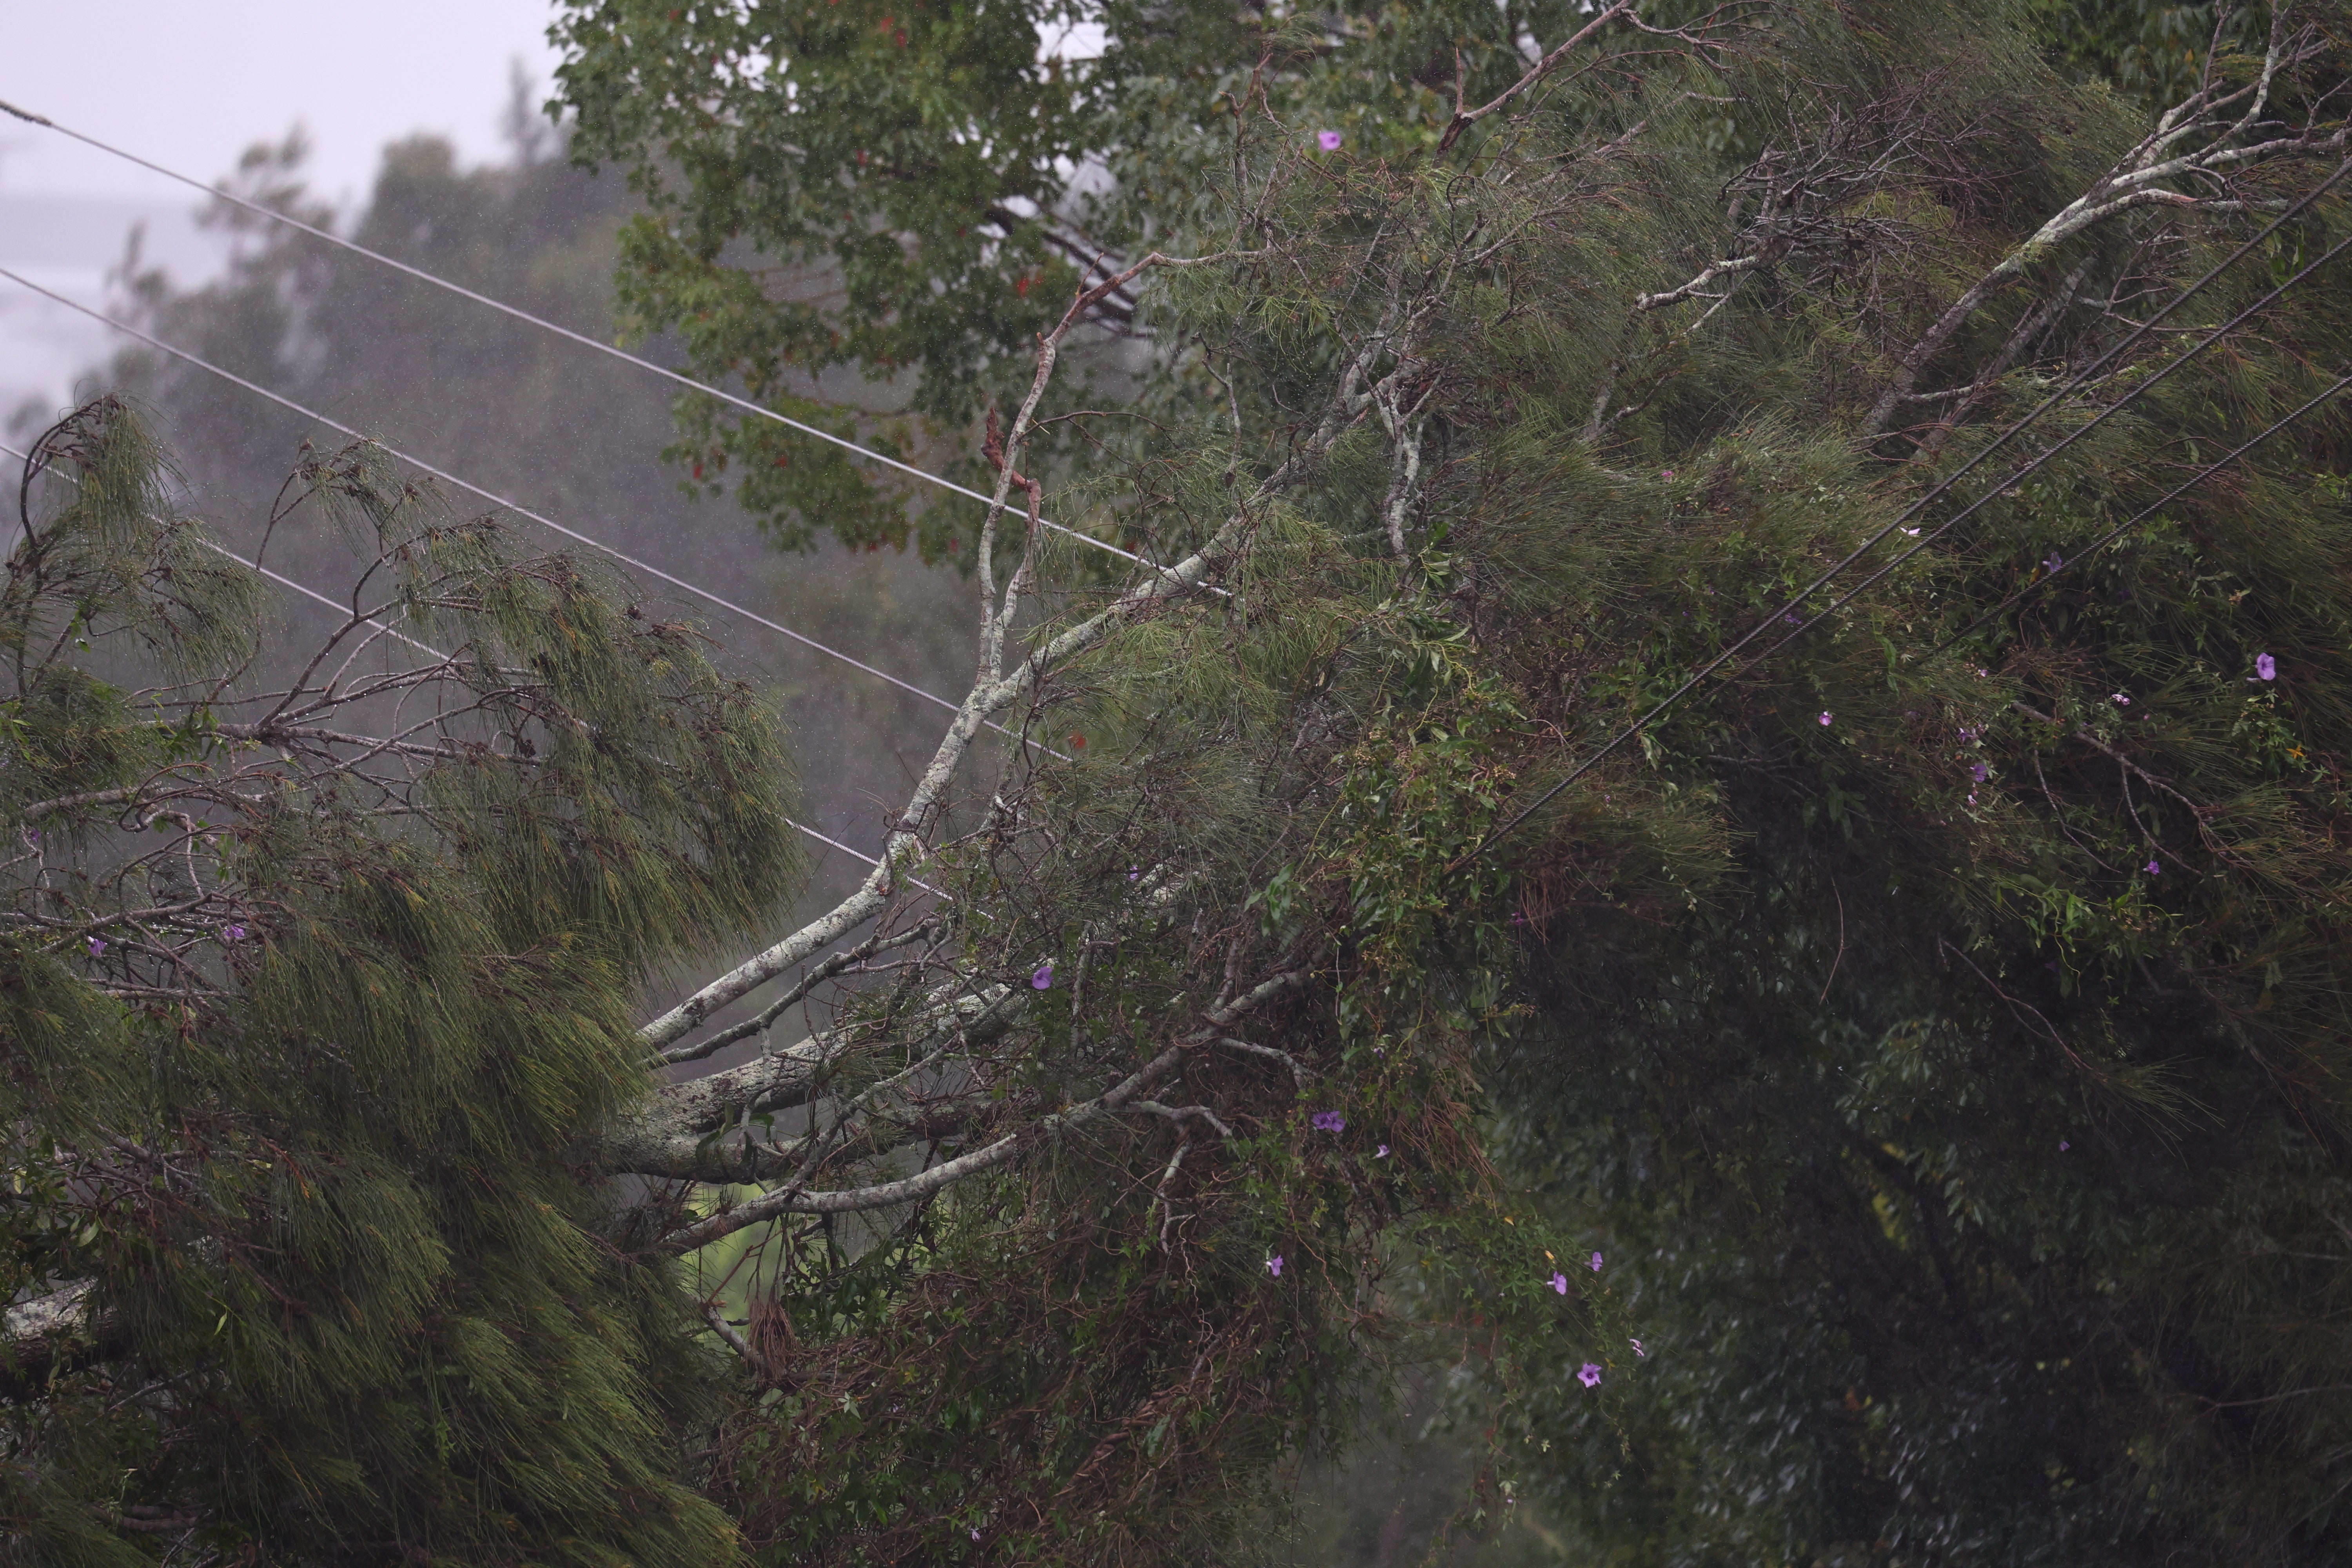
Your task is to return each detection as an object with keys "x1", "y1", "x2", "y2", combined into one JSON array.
[
  {"x1": 1437, "y1": 2, "x2": 1638, "y2": 155},
  {"x1": 657, "y1": 971, "x2": 1312, "y2": 1252},
  {"x1": 1864, "y1": 22, "x2": 2347, "y2": 435}
]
